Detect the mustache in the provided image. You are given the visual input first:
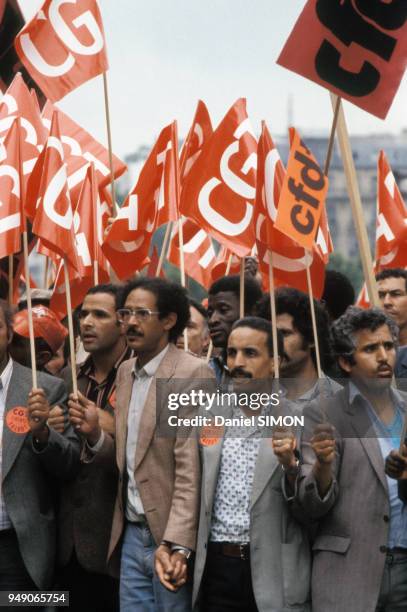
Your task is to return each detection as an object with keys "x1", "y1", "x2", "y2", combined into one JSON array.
[
  {"x1": 230, "y1": 367, "x2": 252, "y2": 379},
  {"x1": 126, "y1": 326, "x2": 143, "y2": 337}
]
